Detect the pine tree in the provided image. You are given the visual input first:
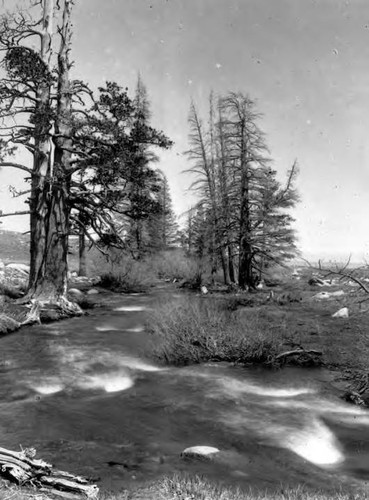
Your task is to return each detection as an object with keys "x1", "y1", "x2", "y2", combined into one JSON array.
[
  {"x1": 70, "y1": 81, "x2": 172, "y2": 255},
  {"x1": 147, "y1": 171, "x2": 179, "y2": 250},
  {"x1": 185, "y1": 91, "x2": 300, "y2": 288},
  {"x1": 0, "y1": 0, "x2": 81, "y2": 314}
]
